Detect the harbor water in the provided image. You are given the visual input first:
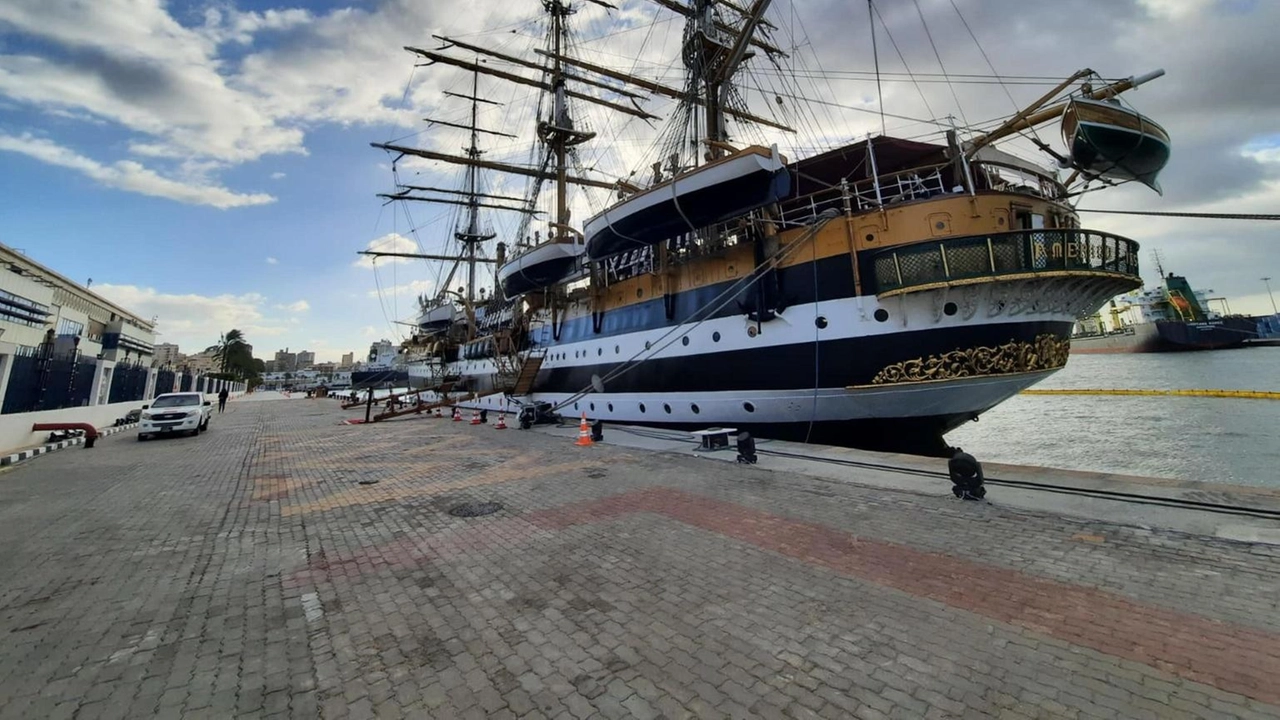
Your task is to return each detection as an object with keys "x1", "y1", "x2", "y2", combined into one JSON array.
[{"x1": 946, "y1": 347, "x2": 1280, "y2": 487}]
